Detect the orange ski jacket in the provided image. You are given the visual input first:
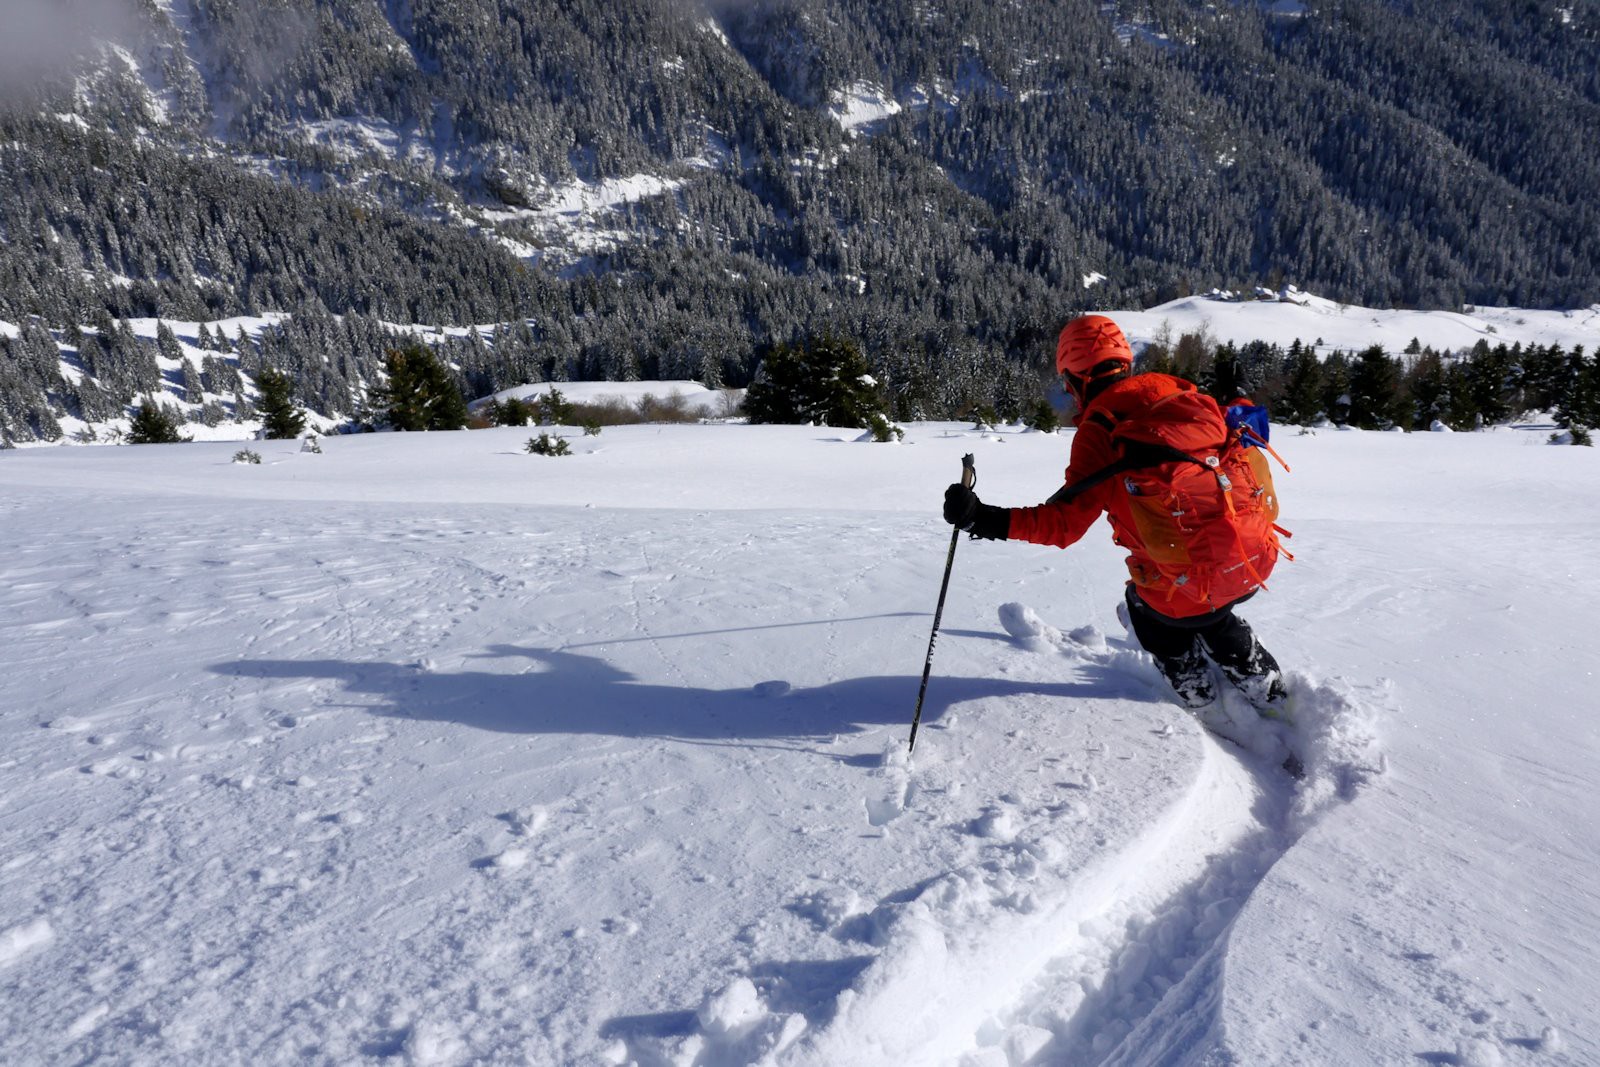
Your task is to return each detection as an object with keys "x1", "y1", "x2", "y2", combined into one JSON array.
[{"x1": 1007, "y1": 373, "x2": 1280, "y2": 619}]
